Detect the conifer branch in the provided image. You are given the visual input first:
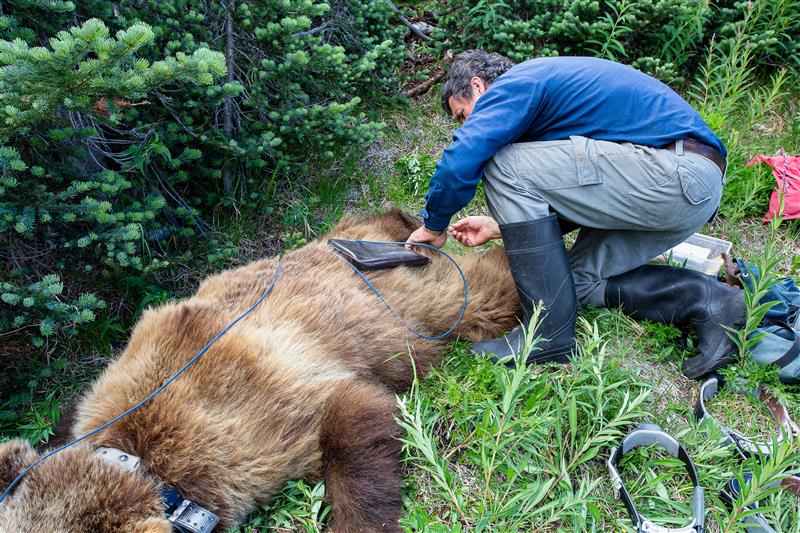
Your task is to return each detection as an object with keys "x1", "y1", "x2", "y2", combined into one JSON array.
[
  {"x1": 293, "y1": 21, "x2": 330, "y2": 38},
  {"x1": 384, "y1": 0, "x2": 435, "y2": 42}
]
